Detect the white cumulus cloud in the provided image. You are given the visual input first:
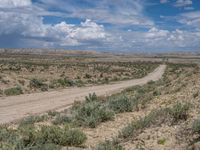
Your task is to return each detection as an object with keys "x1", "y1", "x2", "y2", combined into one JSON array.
[
  {"x1": 174, "y1": 0, "x2": 192, "y2": 7},
  {"x1": 0, "y1": 0, "x2": 31, "y2": 8}
]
